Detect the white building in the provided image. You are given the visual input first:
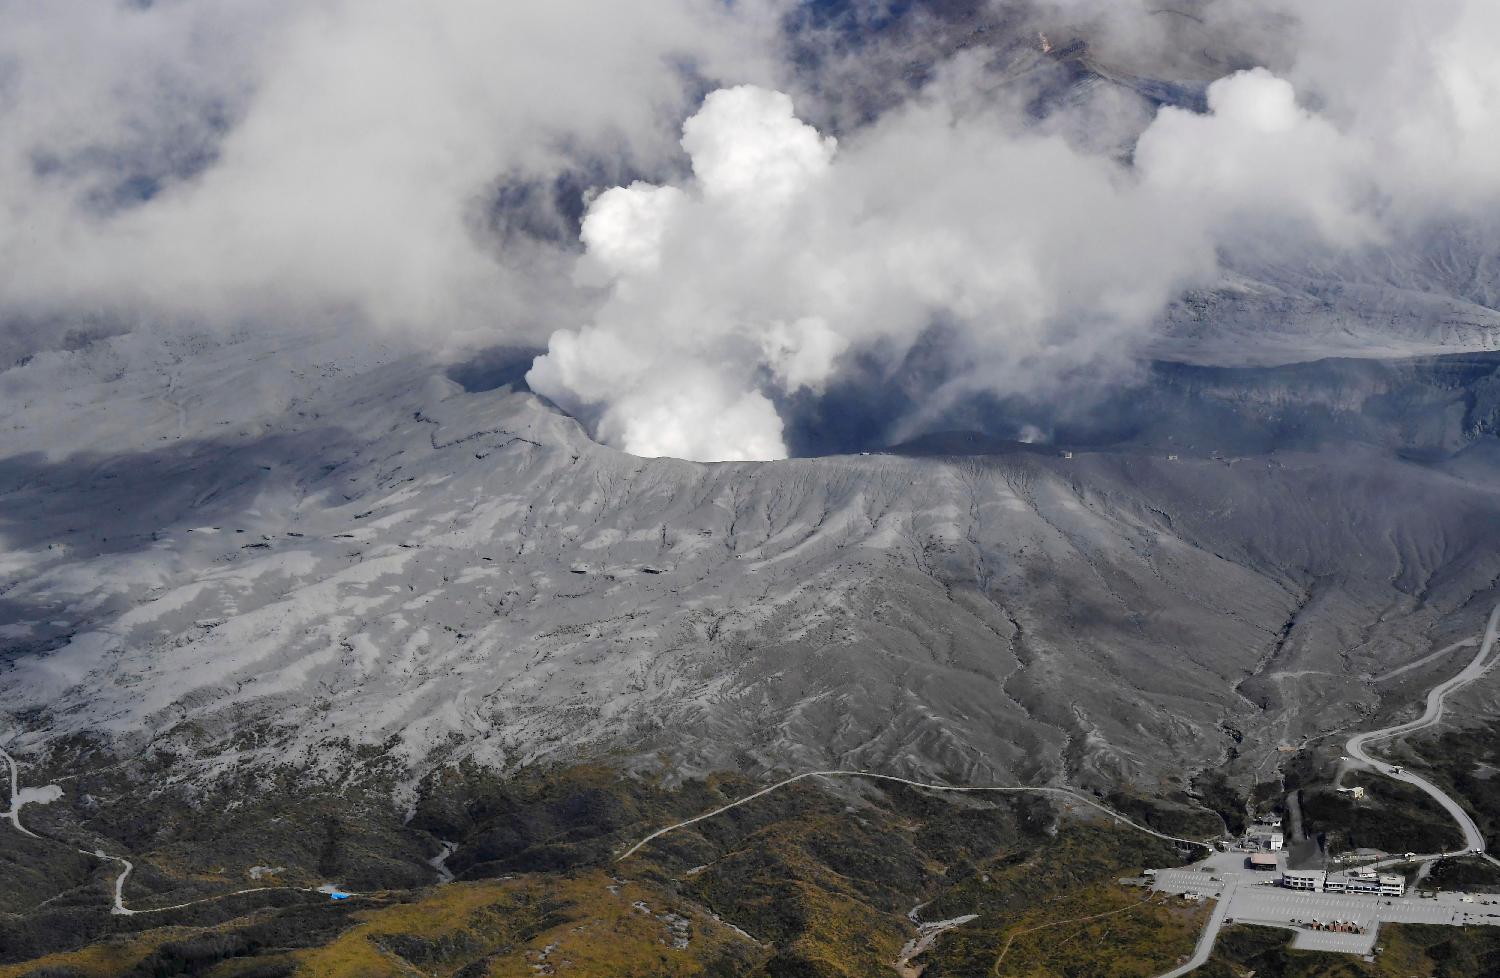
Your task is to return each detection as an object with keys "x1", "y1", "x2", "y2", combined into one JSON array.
[
  {"x1": 1322, "y1": 869, "x2": 1405, "y2": 897},
  {"x1": 1248, "y1": 828, "x2": 1285, "y2": 851},
  {"x1": 1283, "y1": 869, "x2": 1323, "y2": 891},
  {"x1": 1324, "y1": 876, "x2": 1371, "y2": 895}
]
